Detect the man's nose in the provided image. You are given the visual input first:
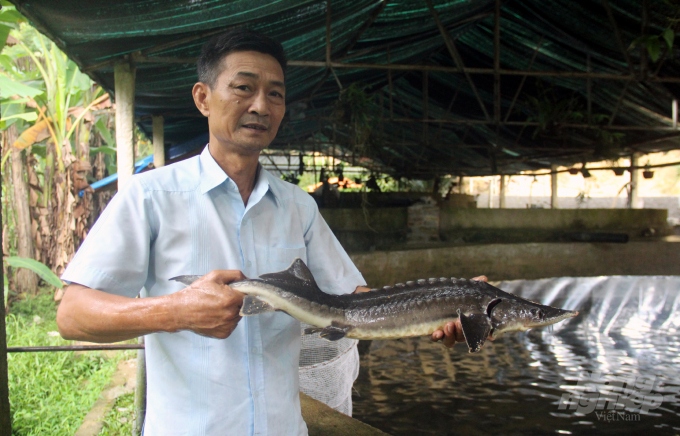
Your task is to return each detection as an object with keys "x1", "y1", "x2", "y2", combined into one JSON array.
[{"x1": 248, "y1": 91, "x2": 269, "y2": 116}]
